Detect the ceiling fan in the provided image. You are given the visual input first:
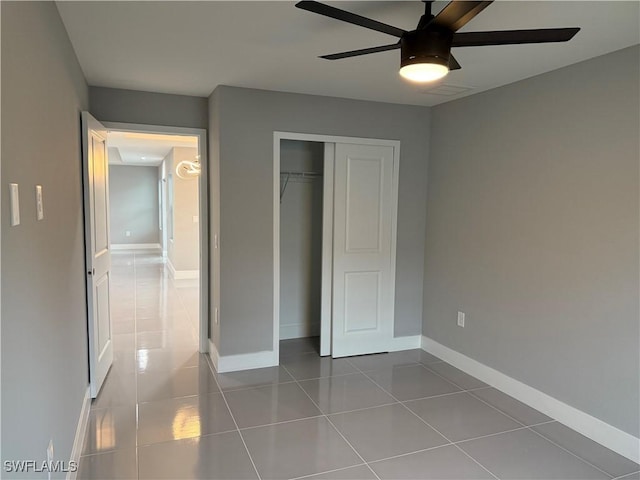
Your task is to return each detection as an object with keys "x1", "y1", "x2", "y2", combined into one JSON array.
[{"x1": 295, "y1": 1, "x2": 580, "y2": 82}]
